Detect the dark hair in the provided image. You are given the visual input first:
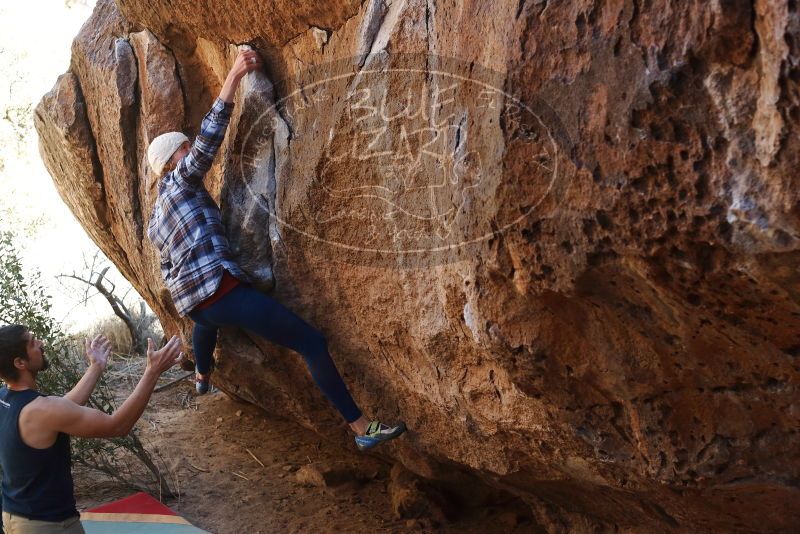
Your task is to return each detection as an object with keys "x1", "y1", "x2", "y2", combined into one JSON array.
[{"x1": 0, "y1": 324, "x2": 29, "y2": 381}]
